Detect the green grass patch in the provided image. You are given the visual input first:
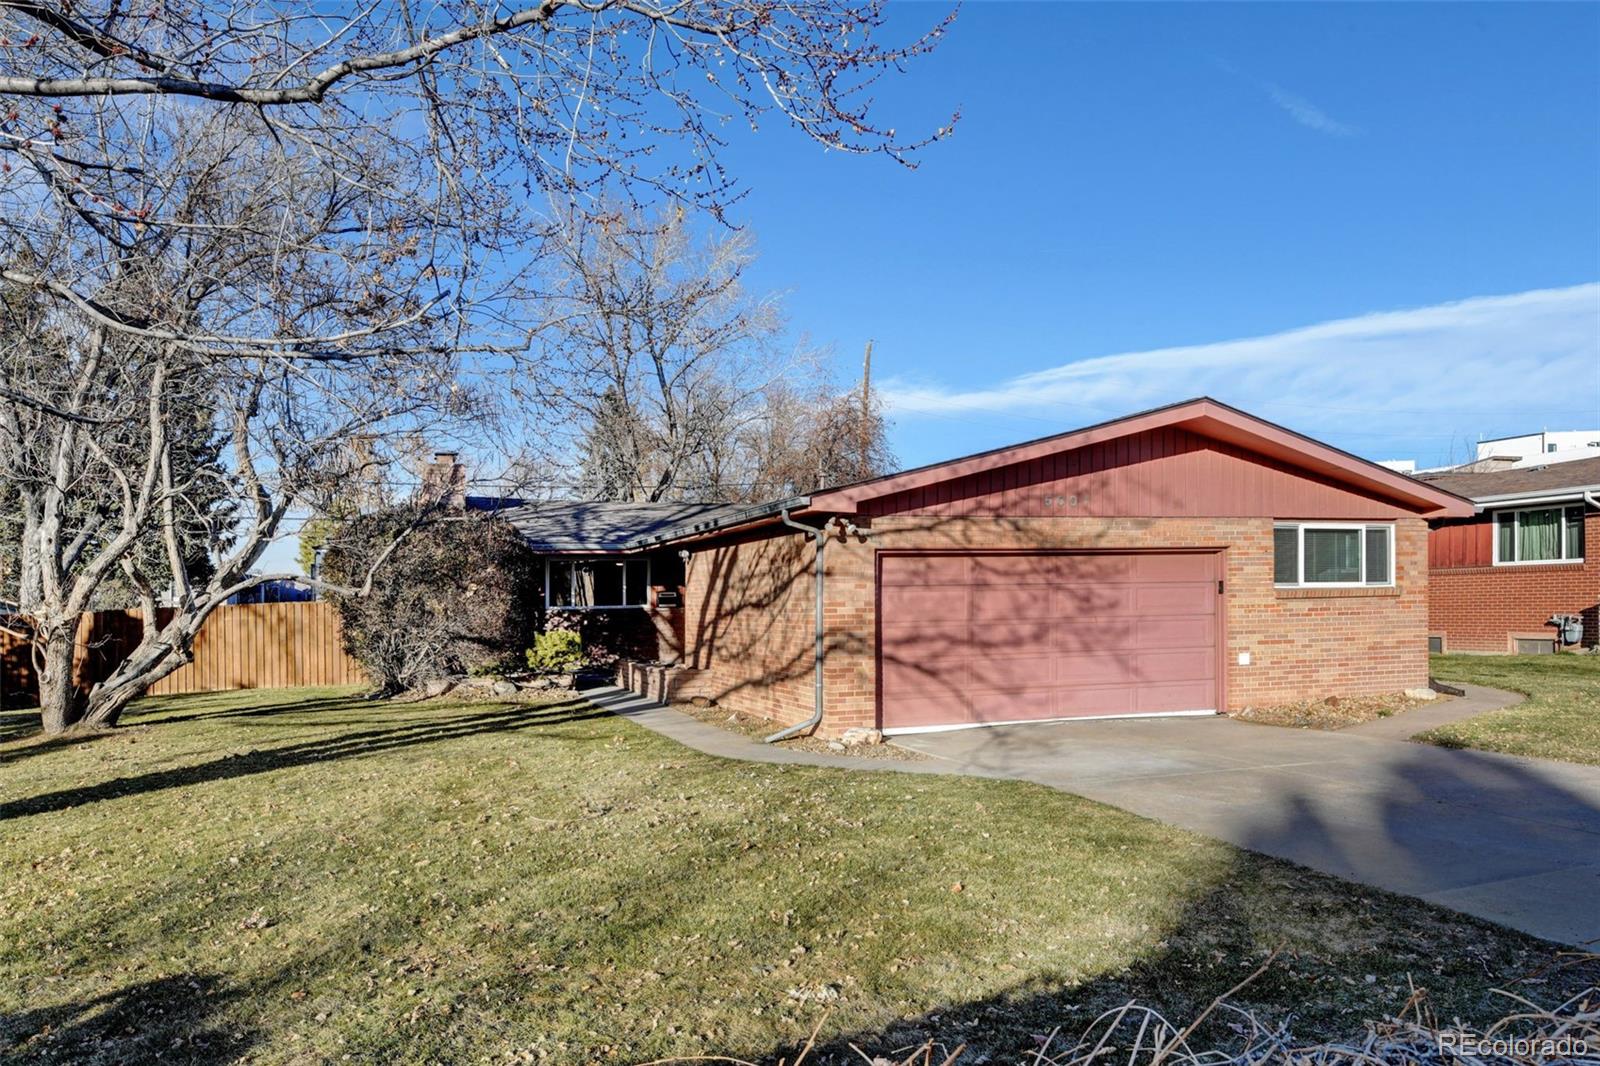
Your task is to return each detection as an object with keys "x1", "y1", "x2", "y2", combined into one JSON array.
[
  {"x1": 1, "y1": 687, "x2": 1590, "y2": 1064},
  {"x1": 1427, "y1": 652, "x2": 1600, "y2": 766}
]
